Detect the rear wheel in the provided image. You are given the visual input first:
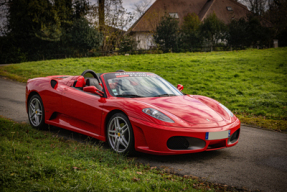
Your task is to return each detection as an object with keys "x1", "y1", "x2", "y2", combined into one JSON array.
[
  {"x1": 107, "y1": 113, "x2": 135, "y2": 155},
  {"x1": 28, "y1": 94, "x2": 47, "y2": 129}
]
